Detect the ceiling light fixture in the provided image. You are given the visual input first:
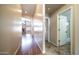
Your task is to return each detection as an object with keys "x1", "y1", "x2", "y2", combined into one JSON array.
[
  {"x1": 25, "y1": 11, "x2": 27, "y2": 14},
  {"x1": 48, "y1": 8, "x2": 50, "y2": 10}
]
